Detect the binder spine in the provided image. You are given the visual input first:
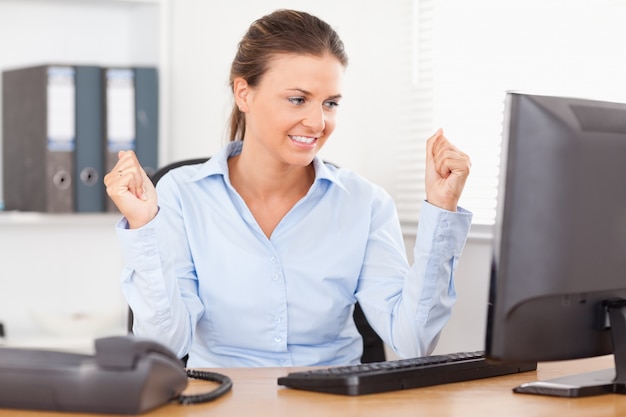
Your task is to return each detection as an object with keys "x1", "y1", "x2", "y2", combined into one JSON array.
[
  {"x1": 2, "y1": 65, "x2": 74, "y2": 213},
  {"x1": 134, "y1": 67, "x2": 159, "y2": 177},
  {"x1": 2, "y1": 67, "x2": 46, "y2": 211},
  {"x1": 45, "y1": 66, "x2": 75, "y2": 213},
  {"x1": 75, "y1": 66, "x2": 105, "y2": 212},
  {"x1": 104, "y1": 68, "x2": 136, "y2": 213}
]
